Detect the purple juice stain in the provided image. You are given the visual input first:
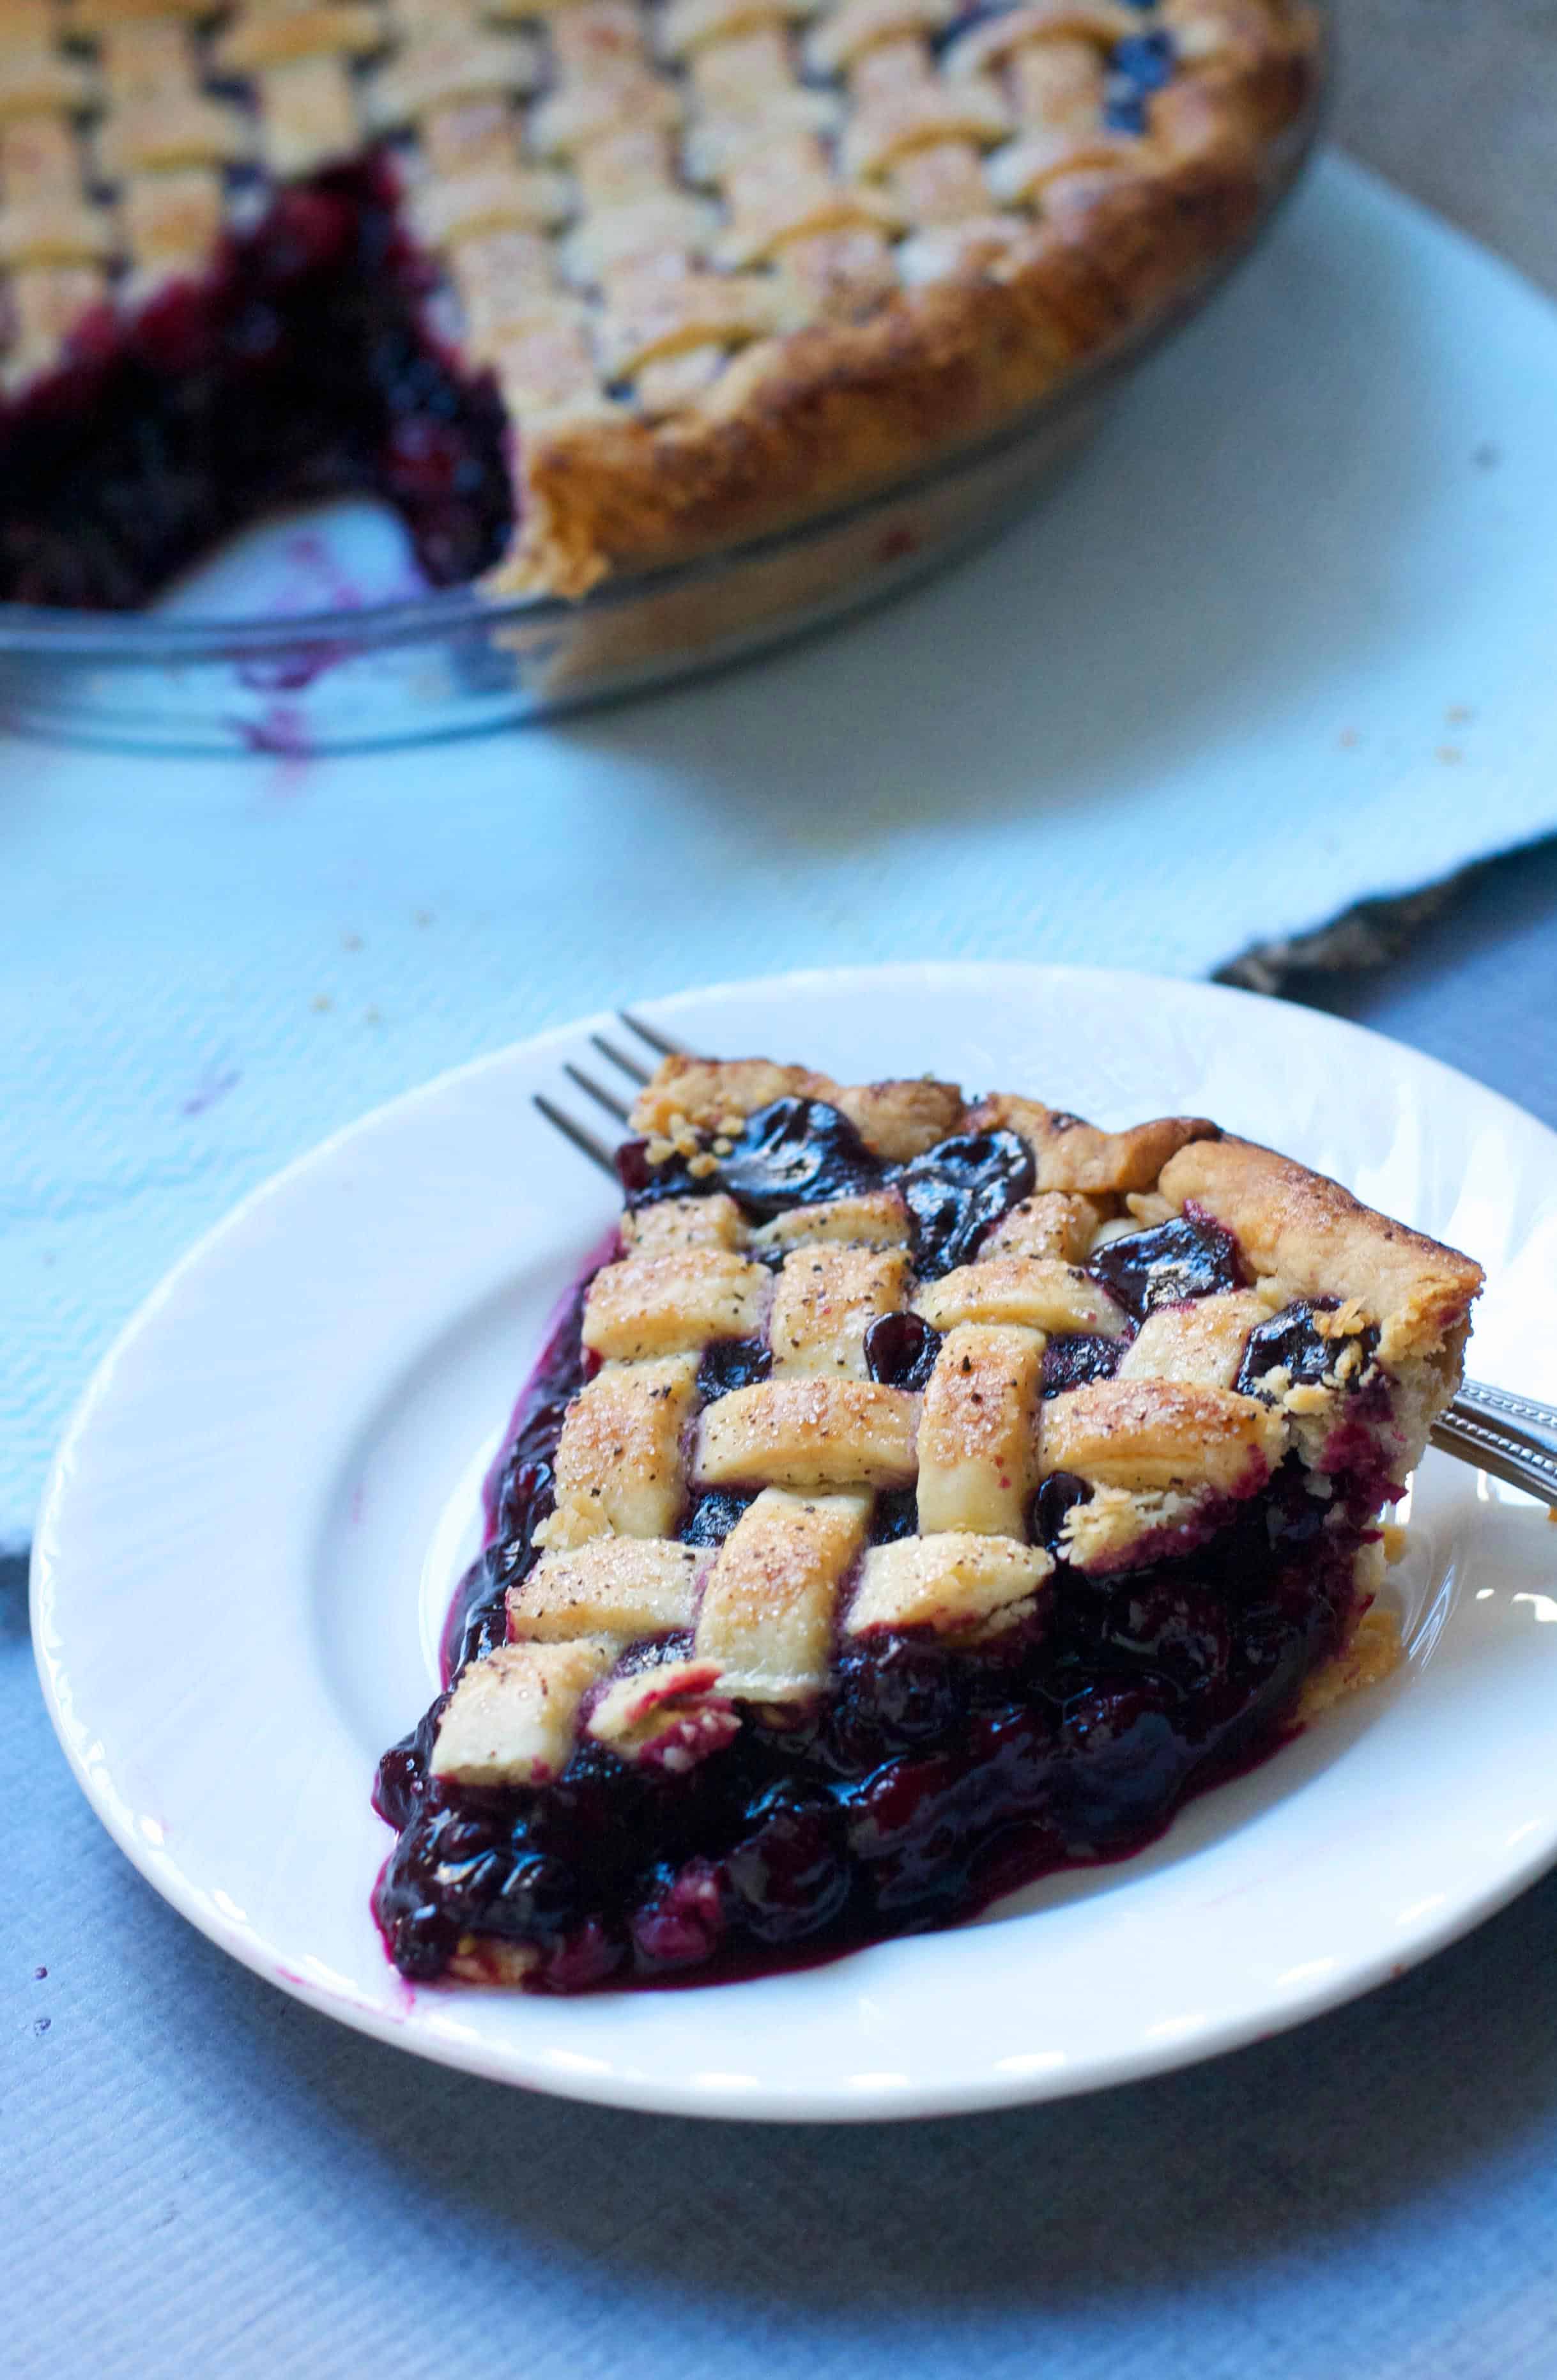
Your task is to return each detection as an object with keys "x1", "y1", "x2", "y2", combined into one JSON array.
[{"x1": 179, "y1": 1062, "x2": 241, "y2": 1118}]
